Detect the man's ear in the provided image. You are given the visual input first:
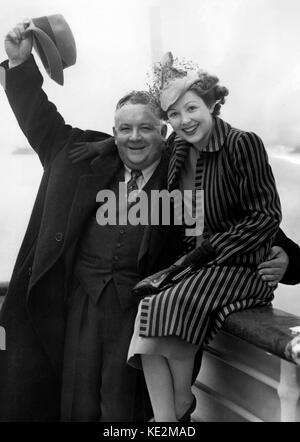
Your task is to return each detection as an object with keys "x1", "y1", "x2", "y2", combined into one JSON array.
[
  {"x1": 113, "y1": 127, "x2": 117, "y2": 138},
  {"x1": 161, "y1": 124, "x2": 168, "y2": 139}
]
